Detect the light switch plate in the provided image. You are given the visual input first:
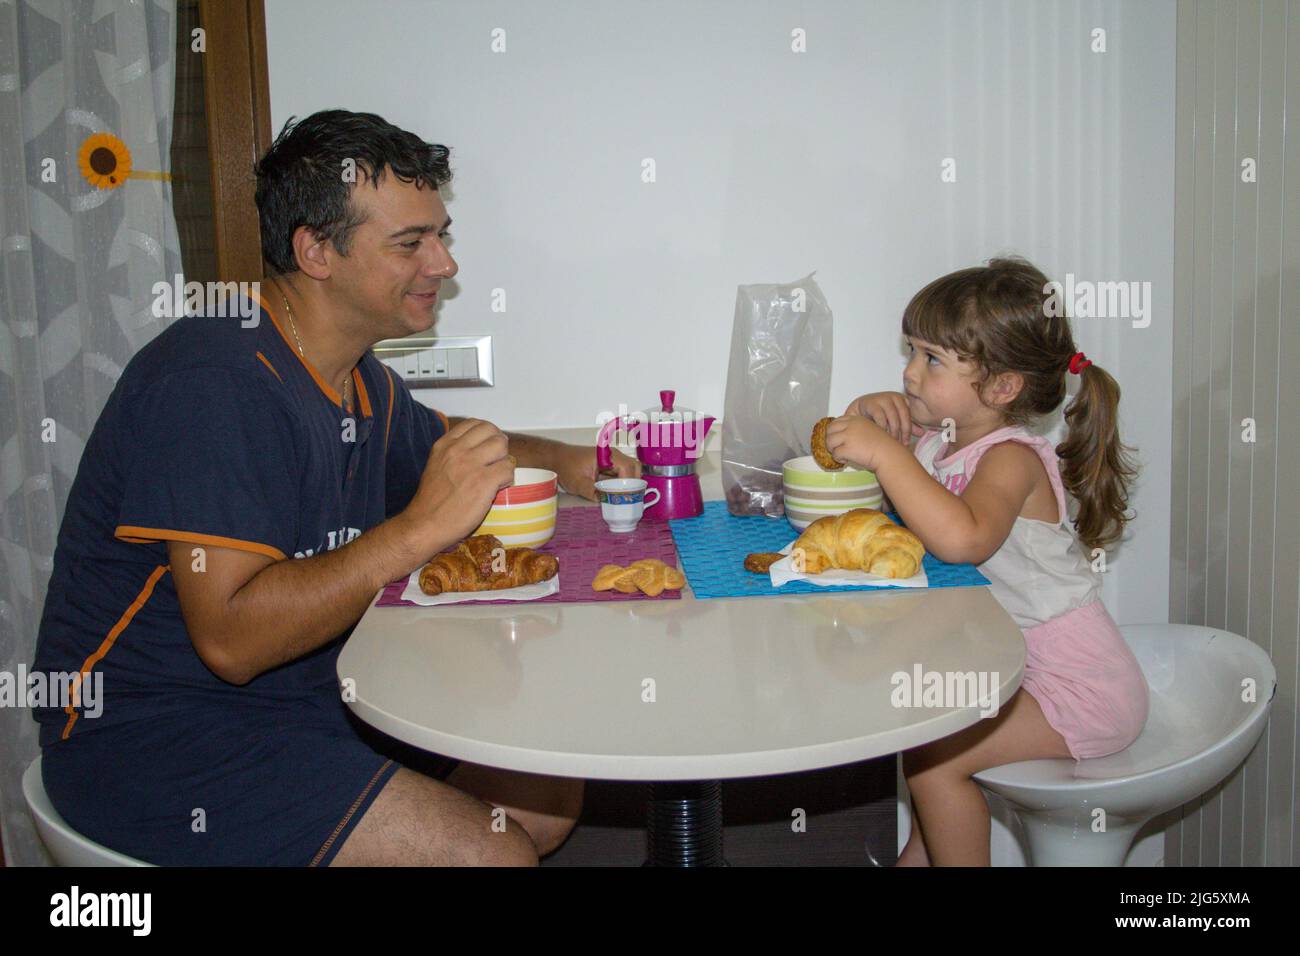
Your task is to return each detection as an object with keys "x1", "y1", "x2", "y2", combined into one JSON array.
[{"x1": 374, "y1": 335, "x2": 493, "y2": 388}]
